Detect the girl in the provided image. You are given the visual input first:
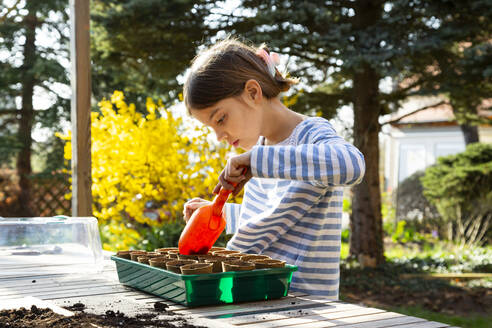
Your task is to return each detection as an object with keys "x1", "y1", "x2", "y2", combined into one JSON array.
[{"x1": 182, "y1": 37, "x2": 365, "y2": 298}]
